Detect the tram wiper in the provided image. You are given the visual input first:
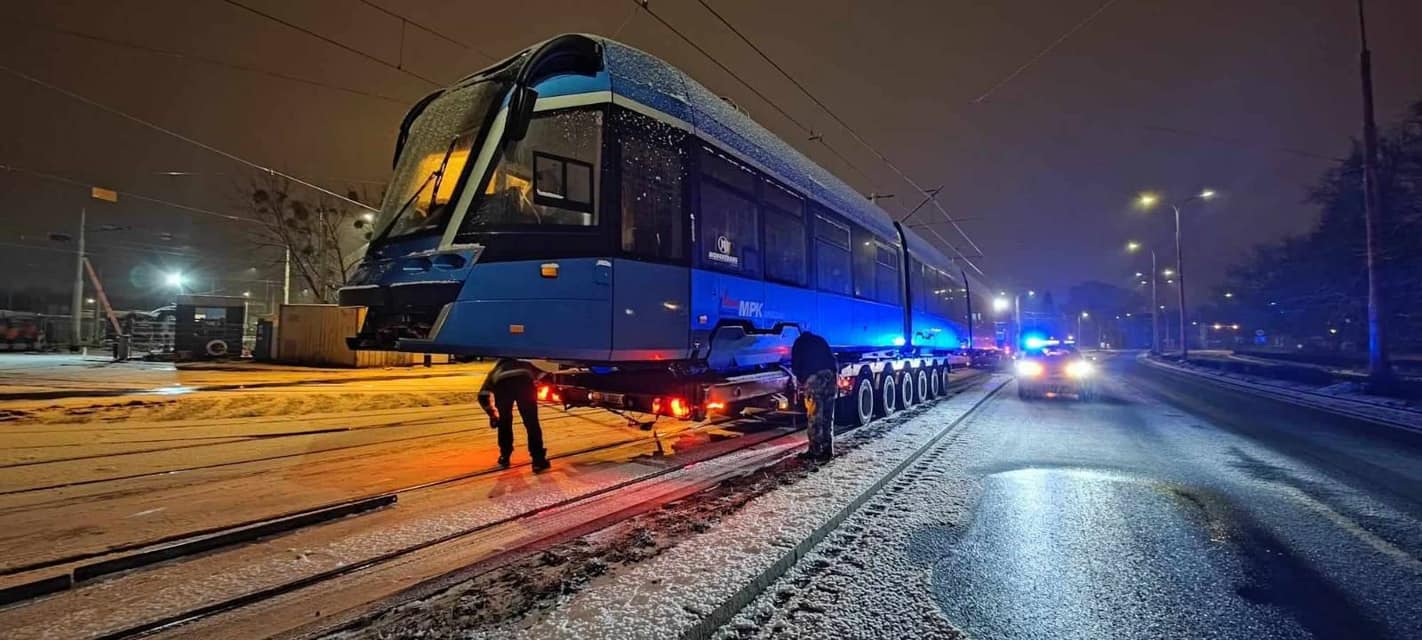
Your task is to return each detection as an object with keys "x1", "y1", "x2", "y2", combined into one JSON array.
[{"x1": 370, "y1": 136, "x2": 461, "y2": 247}]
